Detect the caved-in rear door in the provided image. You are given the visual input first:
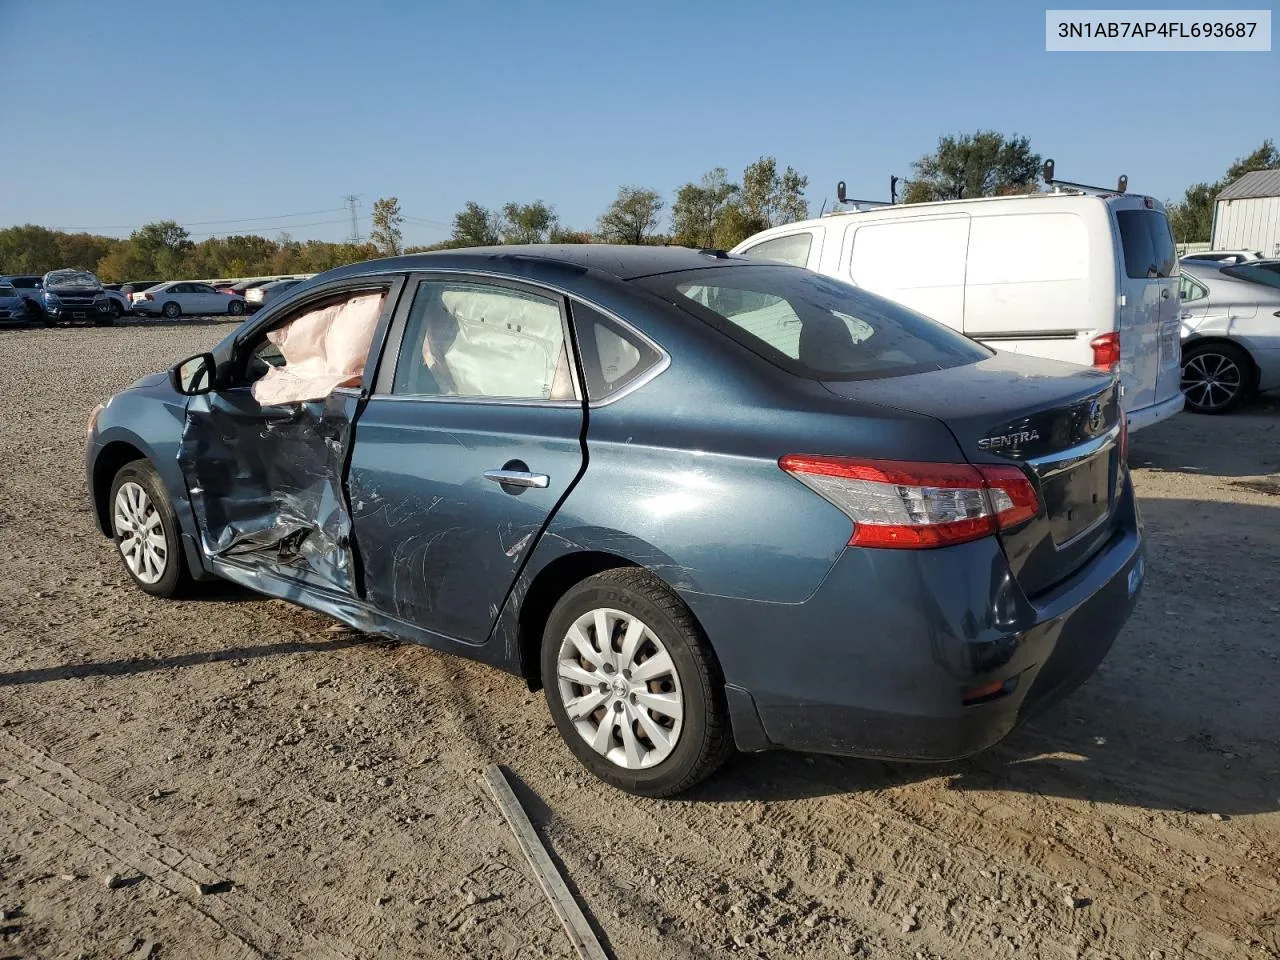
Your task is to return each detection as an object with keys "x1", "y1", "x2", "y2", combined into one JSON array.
[{"x1": 178, "y1": 281, "x2": 402, "y2": 597}]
